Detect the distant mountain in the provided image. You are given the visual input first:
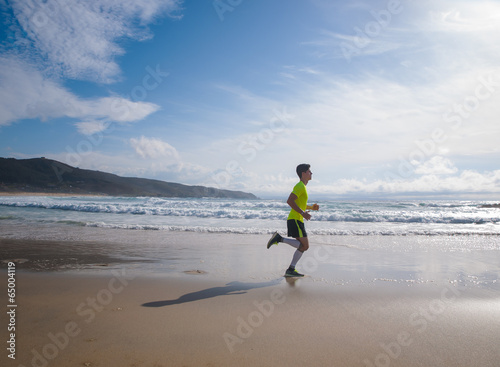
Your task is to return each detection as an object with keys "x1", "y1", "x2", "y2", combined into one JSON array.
[{"x1": 0, "y1": 157, "x2": 257, "y2": 199}]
